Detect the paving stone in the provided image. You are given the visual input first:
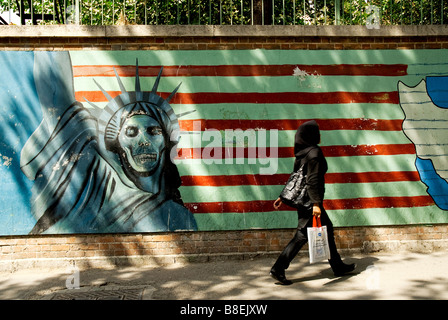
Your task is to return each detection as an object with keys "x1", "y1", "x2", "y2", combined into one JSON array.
[{"x1": 50, "y1": 288, "x2": 144, "y2": 300}]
